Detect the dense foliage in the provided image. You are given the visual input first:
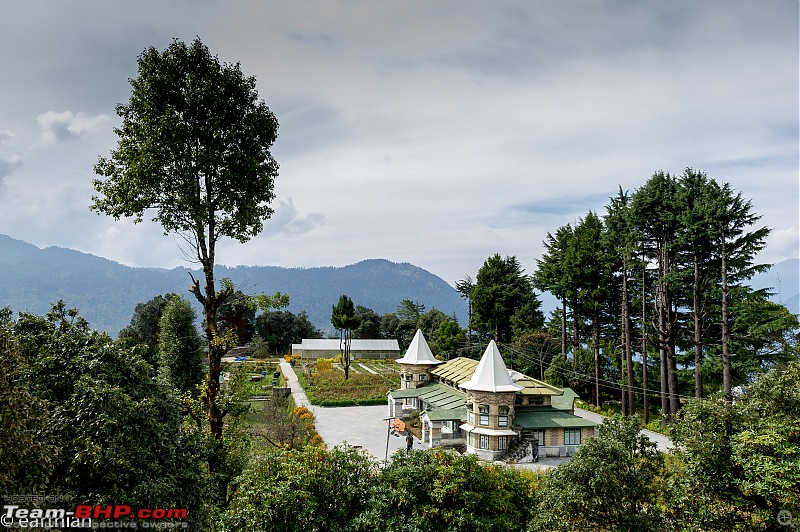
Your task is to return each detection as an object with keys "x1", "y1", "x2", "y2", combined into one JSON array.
[
  {"x1": 530, "y1": 170, "x2": 795, "y2": 414},
  {"x1": 3, "y1": 301, "x2": 798, "y2": 530},
  {"x1": 1, "y1": 303, "x2": 213, "y2": 527}
]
